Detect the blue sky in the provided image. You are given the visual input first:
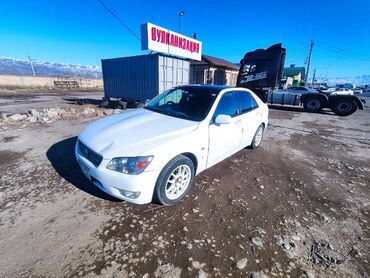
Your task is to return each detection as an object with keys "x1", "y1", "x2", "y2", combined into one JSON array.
[{"x1": 0, "y1": 0, "x2": 369, "y2": 78}]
